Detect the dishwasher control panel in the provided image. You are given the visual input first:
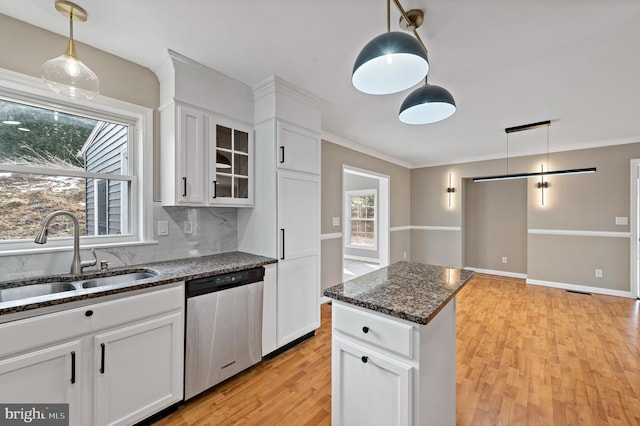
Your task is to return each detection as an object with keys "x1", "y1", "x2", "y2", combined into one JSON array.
[{"x1": 186, "y1": 267, "x2": 265, "y2": 298}]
